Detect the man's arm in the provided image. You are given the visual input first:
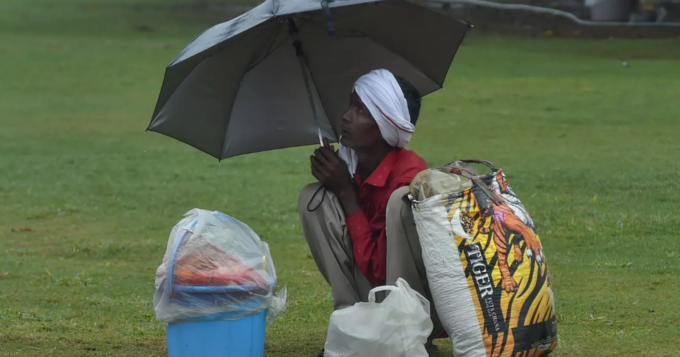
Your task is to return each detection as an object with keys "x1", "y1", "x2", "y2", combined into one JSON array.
[{"x1": 310, "y1": 139, "x2": 387, "y2": 284}]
